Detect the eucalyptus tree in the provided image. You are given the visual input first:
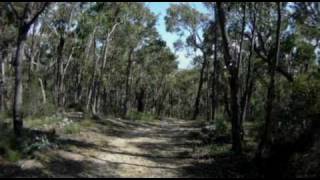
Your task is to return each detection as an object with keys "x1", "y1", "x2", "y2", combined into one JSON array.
[
  {"x1": 288, "y1": 2, "x2": 319, "y2": 74},
  {"x1": 216, "y1": 2, "x2": 248, "y2": 154},
  {"x1": 134, "y1": 39, "x2": 177, "y2": 116},
  {"x1": 79, "y1": 2, "x2": 125, "y2": 115},
  {"x1": 42, "y1": 2, "x2": 80, "y2": 111},
  {"x1": 5, "y1": 2, "x2": 49, "y2": 136},
  {"x1": 91, "y1": 2, "x2": 123, "y2": 115},
  {"x1": 252, "y1": 3, "x2": 320, "y2": 175},
  {"x1": 165, "y1": 3, "x2": 209, "y2": 120},
  {"x1": 291, "y1": 2, "x2": 320, "y2": 49},
  {"x1": 0, "y1": 3, "x2": 17, "y2": 112},
  {"x1": 256, "y1": 2, "x2": 282, "y2": 162},
  {"x1": 201, "y1": 19, "x2": 219, "y2": 122},
  {"x1": 117, "y1": 3, "x2": 158, "y2": 117}
]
